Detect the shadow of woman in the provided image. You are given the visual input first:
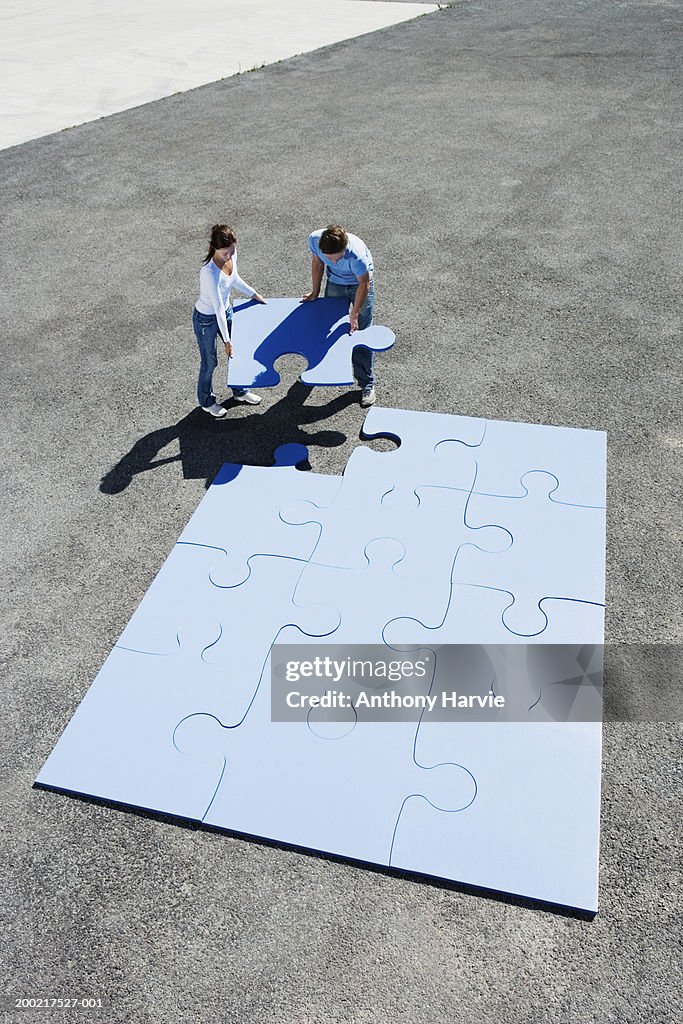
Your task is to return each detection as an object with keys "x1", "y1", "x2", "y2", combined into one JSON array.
[{"x1": 100, "y1": 381, "x2": 358, "y2": 494}]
